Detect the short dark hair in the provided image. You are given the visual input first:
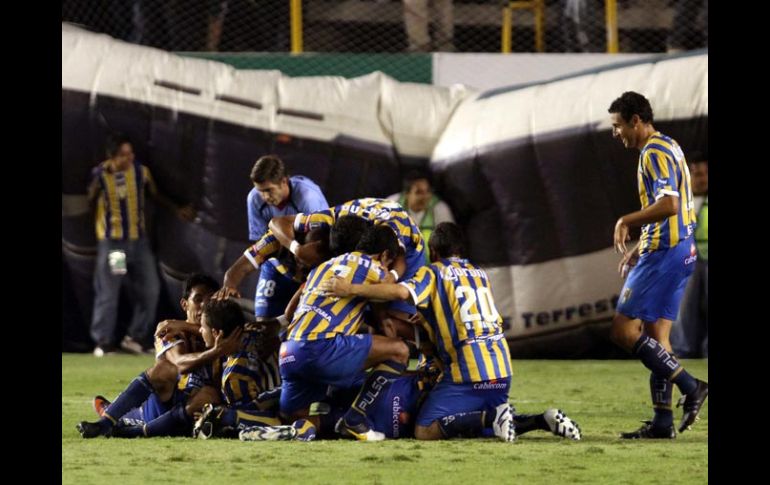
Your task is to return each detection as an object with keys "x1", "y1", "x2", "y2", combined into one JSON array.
[
  {"x1": 429, "y1": 222, "x2": 467, "y2": 259},
  {"x1": 202, "y1": 299, "x2": 245, "y2": 337},
  {"x1": 402, "y1": 169, "x2": 432, "y2": 192},
  {"x1": 305, "y1": 225, "x2": 332, "y2": 263},
  {"x1": 106, "y1": 133, "x2": 132, "y2": 158},
  {"x1": 608, "y1": 91, "x2": 654, "y2": 124},
  {"x1": 250, "y1": 155, "x2": 287, "y2": 184},
  {"x1": 182, "y1": 273, "x2": 220, "y2": 299},
  {"x1": 687, "y1": 150, "x2": 708, "y2": 164},
  {"x1": 330, "y1": 215, "x2": 371, "y2": 256},
  {"x1": 356, "y1": 225, "x2": 400, "y2": 258}
]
